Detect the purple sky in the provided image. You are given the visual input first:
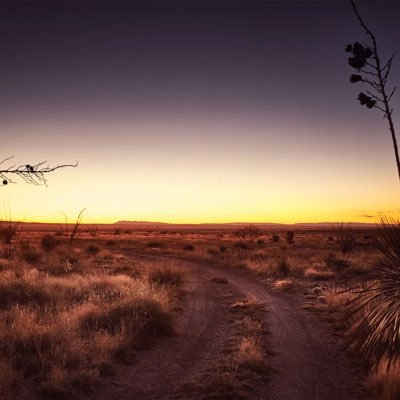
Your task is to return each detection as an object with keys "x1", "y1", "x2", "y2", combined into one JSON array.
[{"x1": 1, "y1": 1, "x2": 399, "y2": 223}]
